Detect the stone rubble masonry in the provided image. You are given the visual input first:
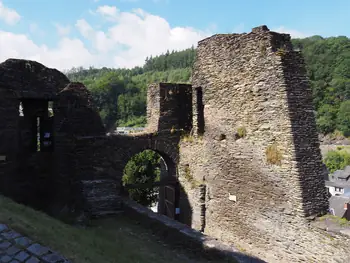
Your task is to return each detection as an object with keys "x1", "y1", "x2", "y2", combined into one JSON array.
[
  {"x1": 146, "y1": 83, "x2": 193, "y2": 133},
  {"x1": 0, "y1": 25, "x2": 350, "y2": 263},
  {"x1": 178, "y1": 25, "x2": 348, "y2": 262},
  {"x1": 0, "y1": 223, "x2": 70, "y2": 263},
  {"x1": 0, "y1": 59, "x2": 69, "y2": 212},
  {"x1": 123, "y1": 198, "x2": 266, "y2": 263}
]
